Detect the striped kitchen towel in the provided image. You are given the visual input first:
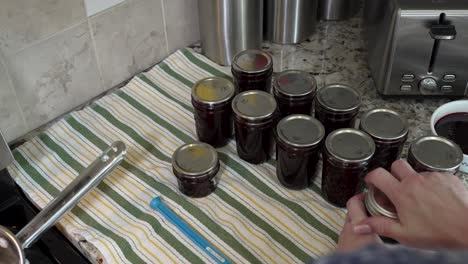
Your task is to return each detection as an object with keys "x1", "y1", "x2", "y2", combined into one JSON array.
[{"x1": 8, "y1": 48, "x2": 346, "y2": 264}]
